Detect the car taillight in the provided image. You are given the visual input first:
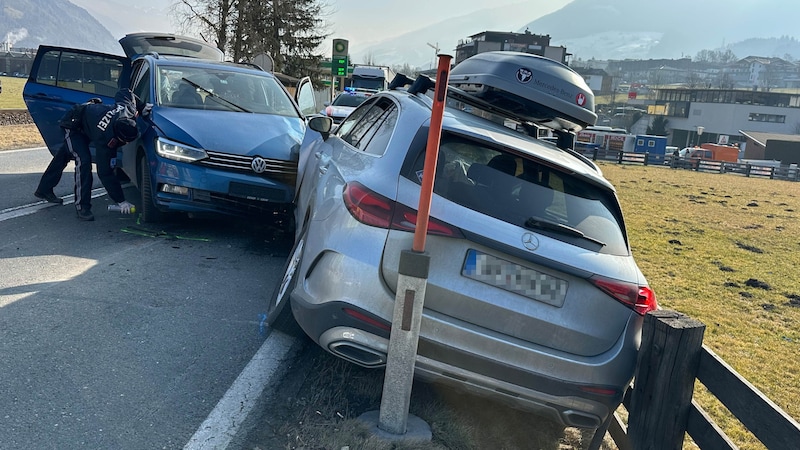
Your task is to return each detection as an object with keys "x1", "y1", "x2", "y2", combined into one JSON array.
[
  {"x1": 343, "y1": 182, "x2": 463, "y2": 238},
  {"x1": 590, "y1": 275, "x2": 658, "y2": 315},
  {"x1": 343, "y1": 307, "x2": 391, "y2": 332}
]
